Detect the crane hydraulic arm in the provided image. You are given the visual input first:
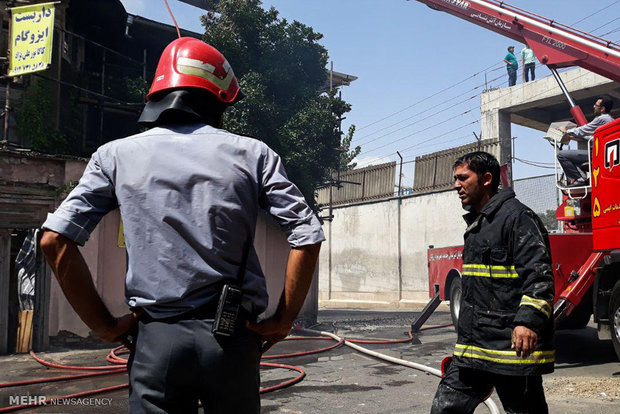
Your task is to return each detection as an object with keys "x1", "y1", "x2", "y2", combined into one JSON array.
[{"x1": 413, "y1": 0, "x2": 620, "y2": 125}]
